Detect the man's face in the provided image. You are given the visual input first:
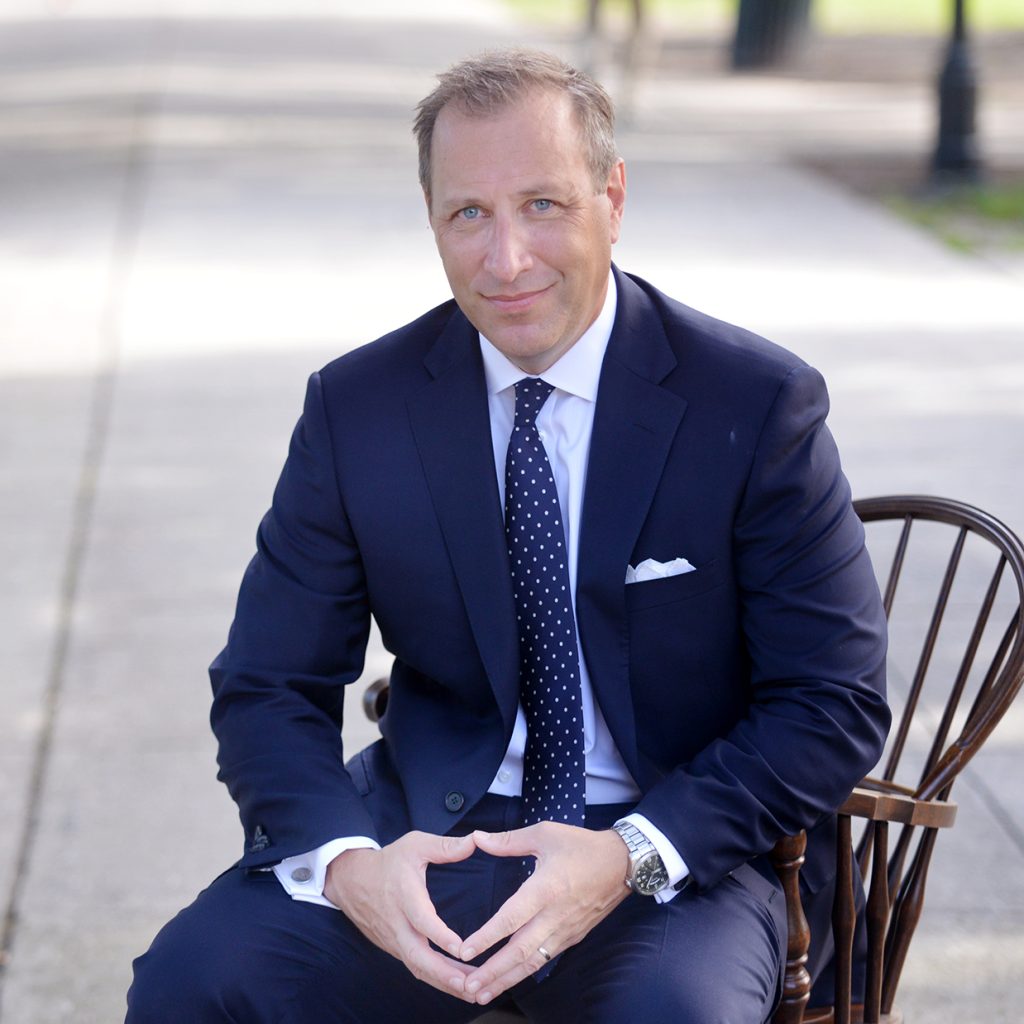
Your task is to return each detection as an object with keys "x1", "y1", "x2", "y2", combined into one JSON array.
[{"x1": 427, "y1": 89, "x2": 626, "y2": 375}]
